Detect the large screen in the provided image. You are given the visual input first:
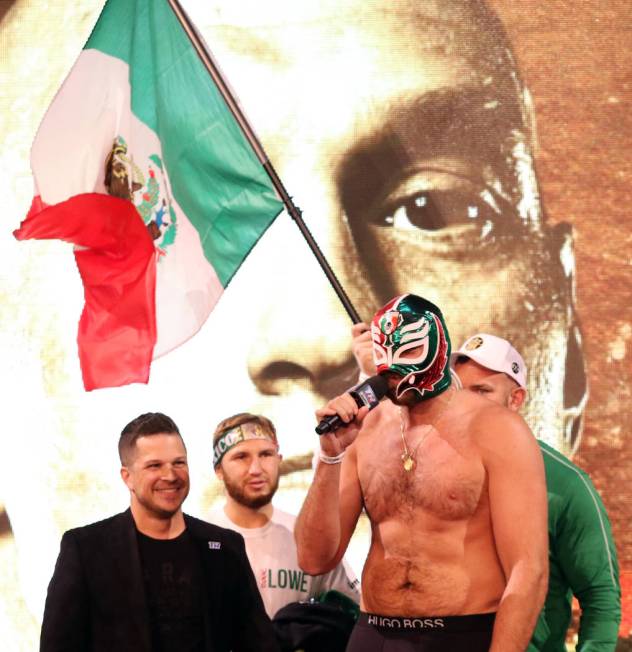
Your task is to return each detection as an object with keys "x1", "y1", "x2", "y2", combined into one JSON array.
[{"x1": 1, "y1": 1, "x2": 630, "y2": 648}]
